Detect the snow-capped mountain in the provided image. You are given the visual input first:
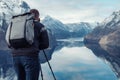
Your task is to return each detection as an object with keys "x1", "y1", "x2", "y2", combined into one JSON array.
[
  {"x1": 42, "y1": 16, "x2": 95, "y2": 39},
  {"x1": 101, "y1": 10, "x2": 120, "y2": 29},
  {"x1": 42, "y1": 16, "x2": 70, "y2": 39},
  {"x1": 84, "y1": 10, "x2": 120, "y2": 46},
  {"x1": 66, "y1": 22, "x2": 94, "y2": 37},
  {"x1": 42, "y1": 15, "x2": 68, "y2": 31}
]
